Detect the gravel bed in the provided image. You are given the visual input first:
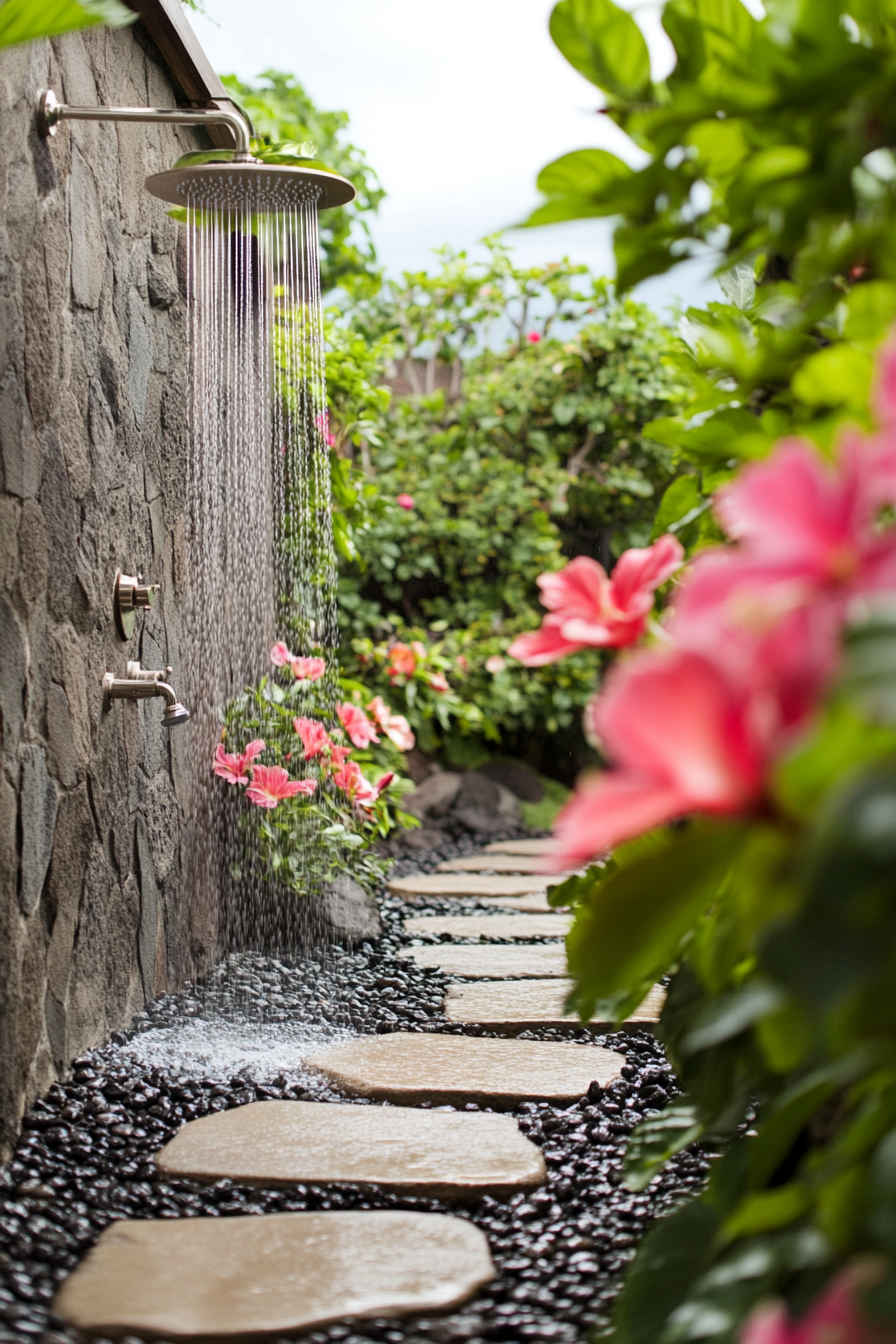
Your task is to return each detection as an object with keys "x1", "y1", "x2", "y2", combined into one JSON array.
[{"x1": 0, "y1": 837, "x2": 708, "y2": 1344}]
